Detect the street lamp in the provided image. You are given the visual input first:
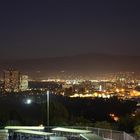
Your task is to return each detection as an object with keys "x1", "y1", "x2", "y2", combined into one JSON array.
[
  {"x1": 46, "y1": 90, "x2": 49, "y2": 127},
  {"x1": 25, "y1": 99, "x2": 32, "y2": 105}
]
